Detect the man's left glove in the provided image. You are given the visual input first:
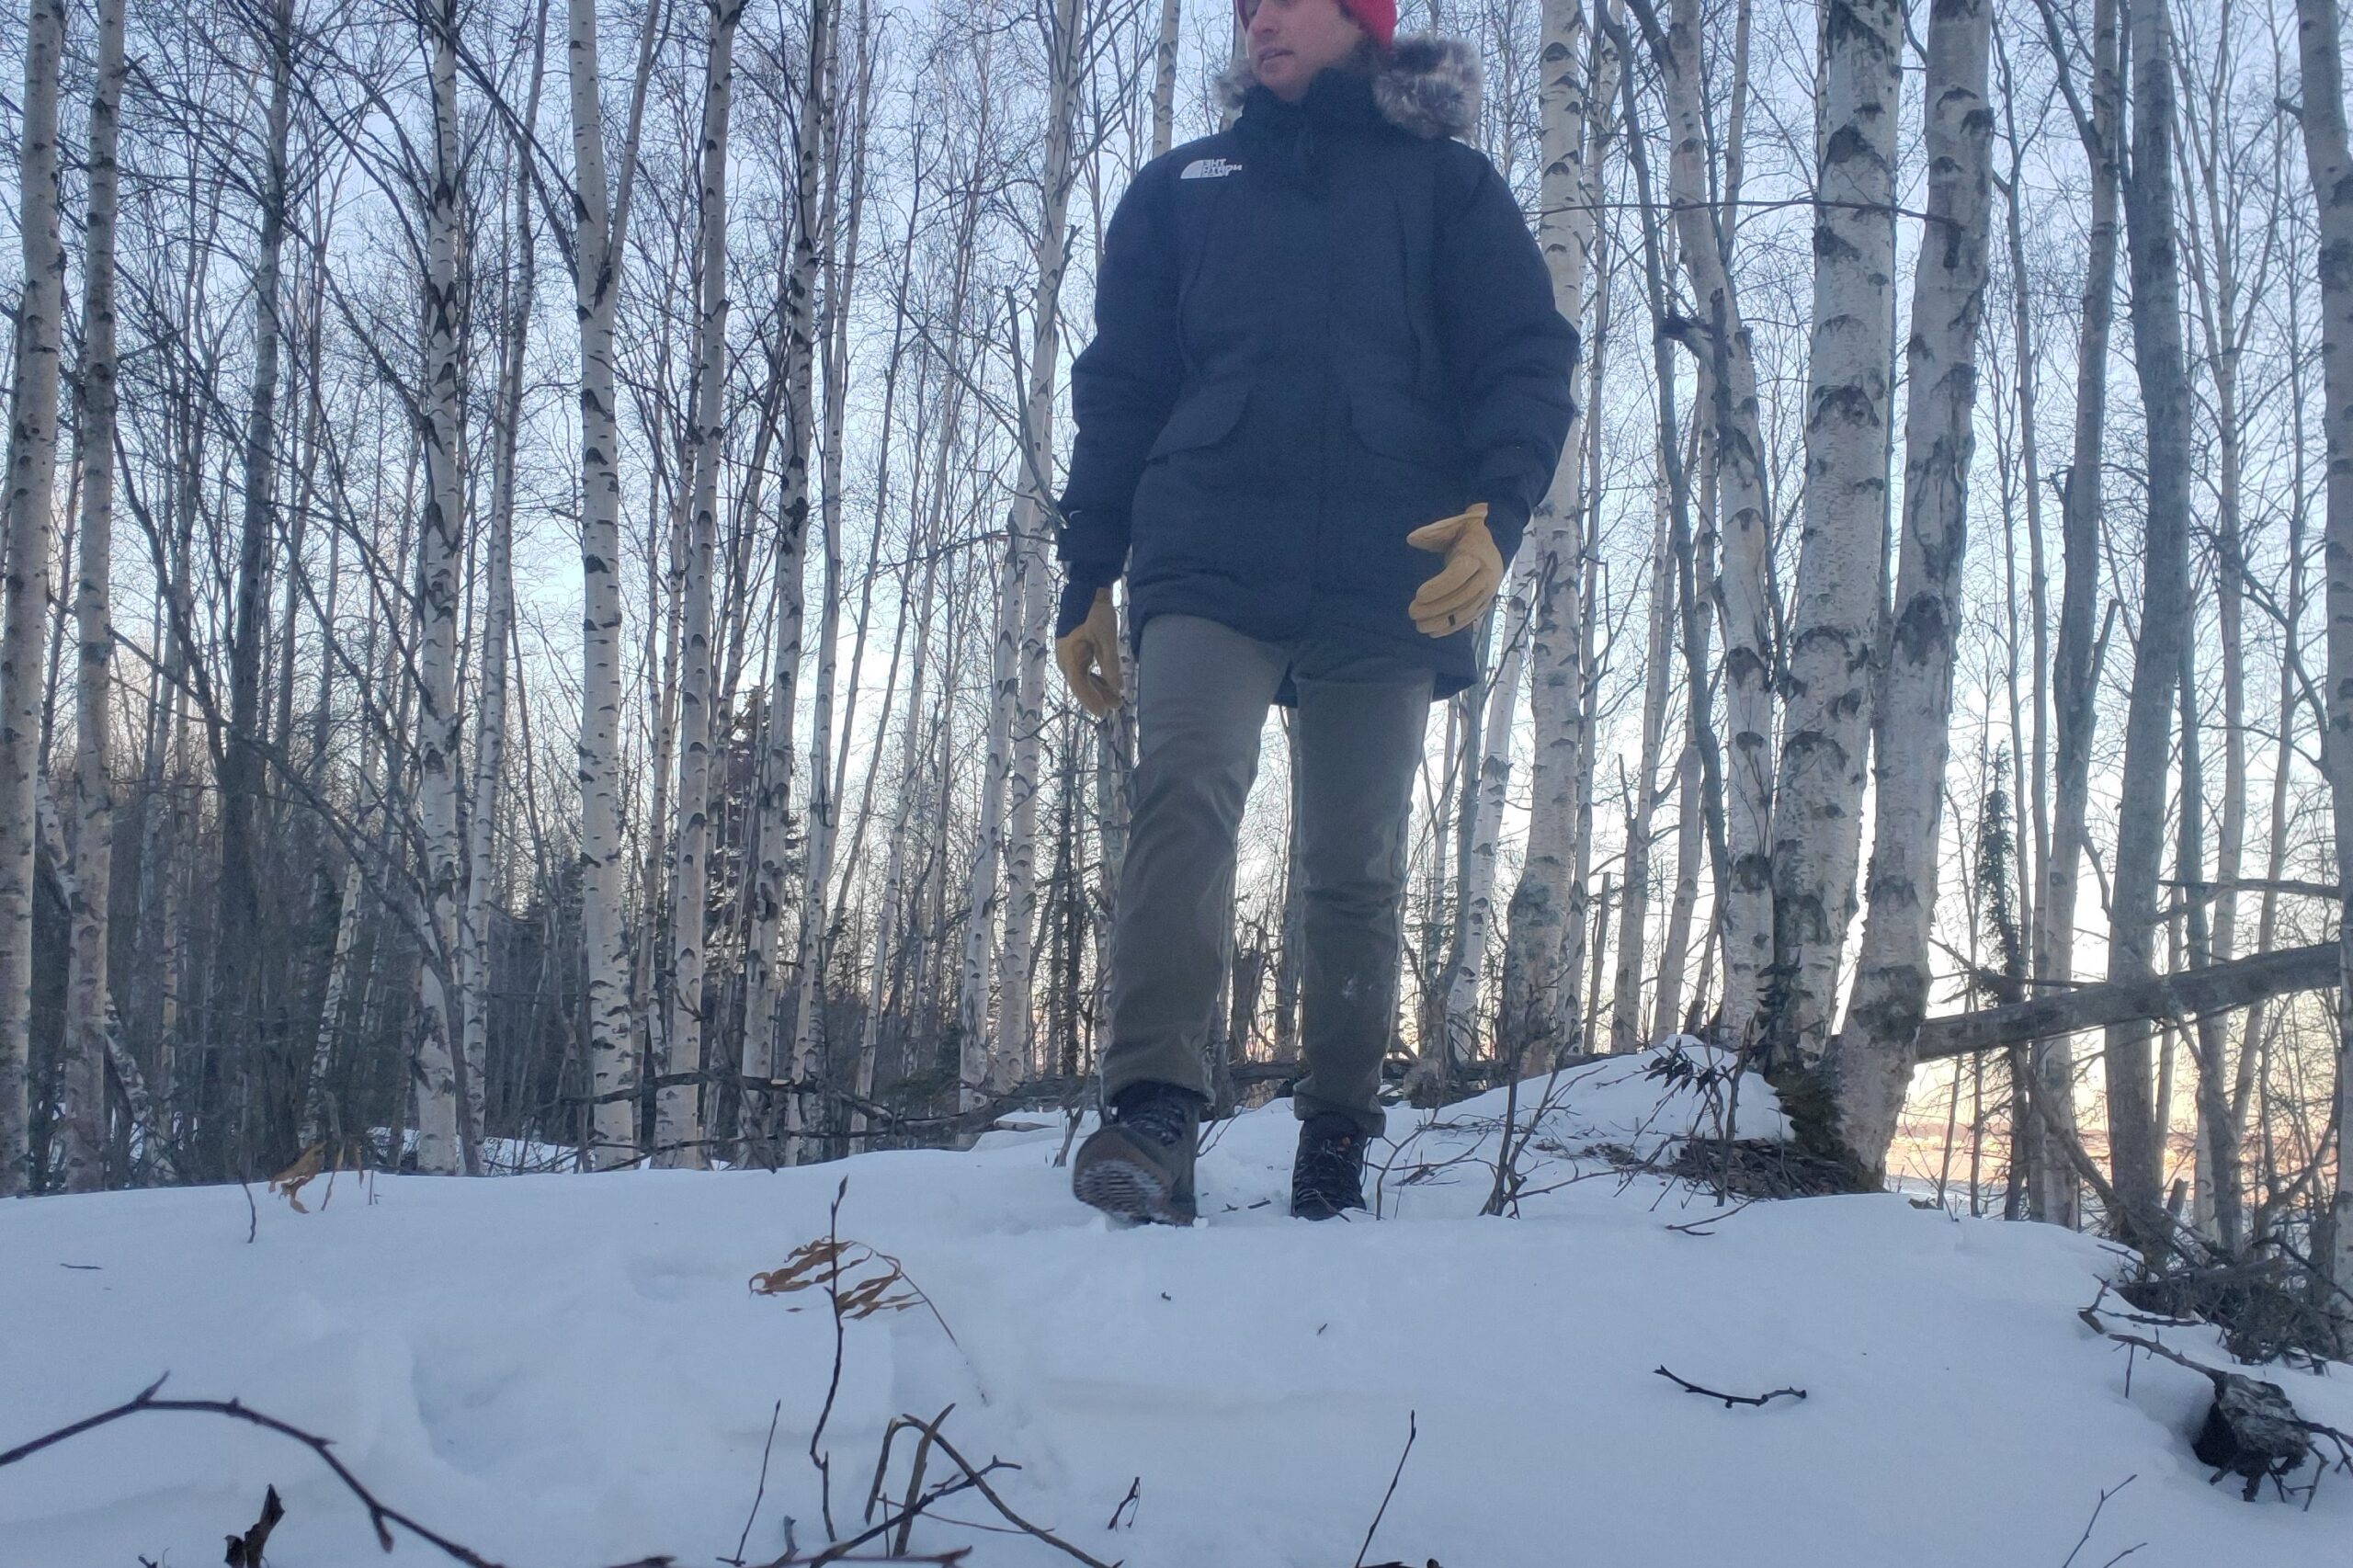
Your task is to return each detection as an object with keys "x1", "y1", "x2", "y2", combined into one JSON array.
[
  {"x1": 1405, "y1": 502, "x2": 1505, "y2": 637},
  {"x1": 1054, "y1": 583, "x2": 1125, "y2": 718}
]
